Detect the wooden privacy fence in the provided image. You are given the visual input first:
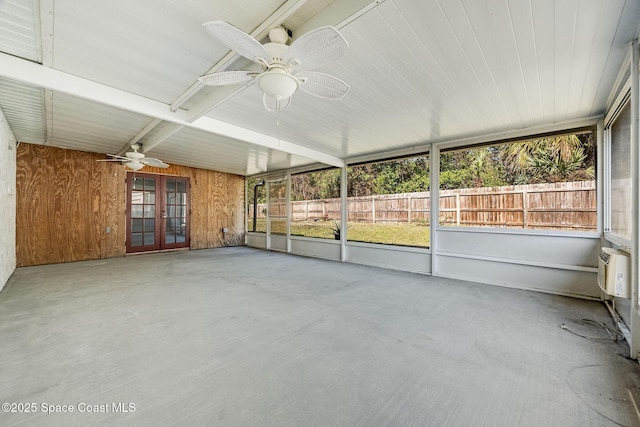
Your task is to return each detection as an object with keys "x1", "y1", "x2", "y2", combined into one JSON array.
[{"x1": 251, "y1": 180, "x2": 596, "y2": 230}]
